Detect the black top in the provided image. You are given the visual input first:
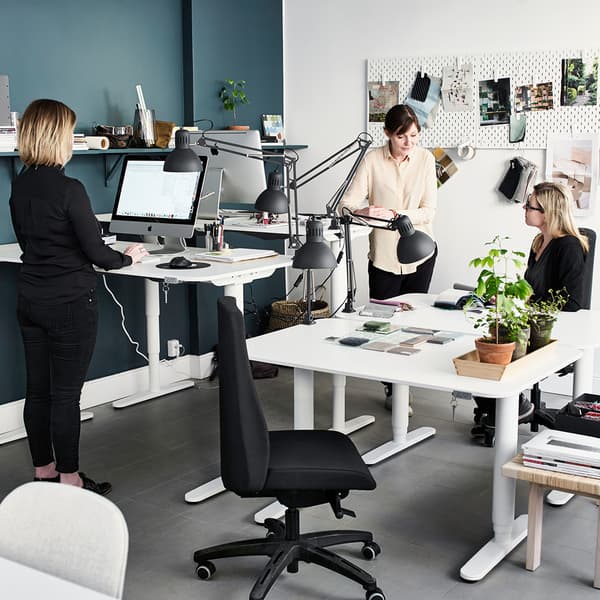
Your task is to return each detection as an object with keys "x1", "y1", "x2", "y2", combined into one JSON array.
[
  {"x1": 524, "y1": 235, "x2": 585, "y2": 312},
  {"x1": 9, "y1": 165, "x2": 132, "y2": 304}
]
